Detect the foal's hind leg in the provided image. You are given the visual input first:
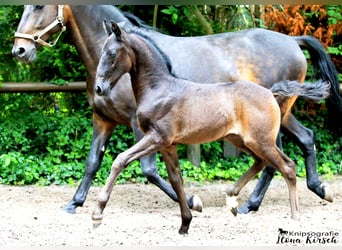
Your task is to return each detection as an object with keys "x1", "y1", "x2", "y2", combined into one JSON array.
[
  {"x1": 282, "y1": 114, "x2": 333, "y2": 202},
  {"x1": 226, "y1": 156, "x2": 266, "y2": 216},
  {"x1": 133, "y1": 124, "x2": 202, "y2": 212},
  {"x1": 229, "y1": 137, "x2": 300, "y2": 220},
  {"x1": 238, "y1": 134, "x2": 282, "y2": 214},
  {"x1": 262, "y1": 147, "x2": 300, "y2": 220},
  {"x1": 161, "y1": 145, "x2": 192, "y2": 234}
]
